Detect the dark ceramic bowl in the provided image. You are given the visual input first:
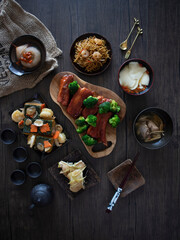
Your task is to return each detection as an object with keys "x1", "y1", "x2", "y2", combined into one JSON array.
[
  {"x1": 133, "y1": 107, "x2": 173, "y2": 149},
  {"x1": 70, "y1": 33, "x2": 112, "y2": 76},
  {"x1": 0, "y1": 128, "x2": 16, "y2": 144},
  {"x1": 10, "y1": 170, "x2": 25, "y2": 185},
  {"x1": 118, "y1": 58, "x2": 154, "y2": 96},
  {"x1": 13, "y1": 147, "x2": 28, "y2": 163},
  {"x1": 26, "y1": 162, "x2": 42, "y2": 178},
  {"x1": 9, "y1": 35, "x2": 46, "y2": 76}
]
